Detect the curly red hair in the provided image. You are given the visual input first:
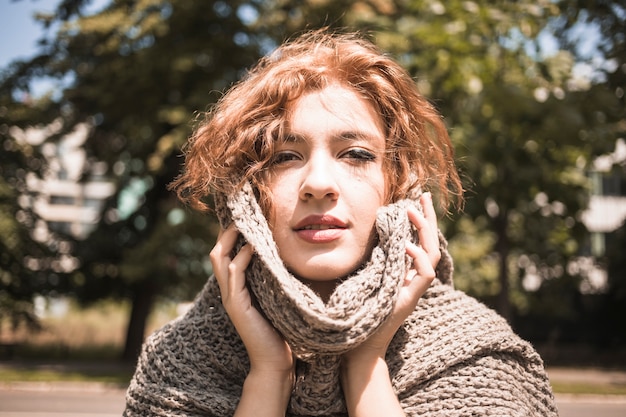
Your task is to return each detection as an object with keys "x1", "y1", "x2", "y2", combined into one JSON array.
[{"x1": 170, "y1": 29, "x2": 463, "y2": 214}]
